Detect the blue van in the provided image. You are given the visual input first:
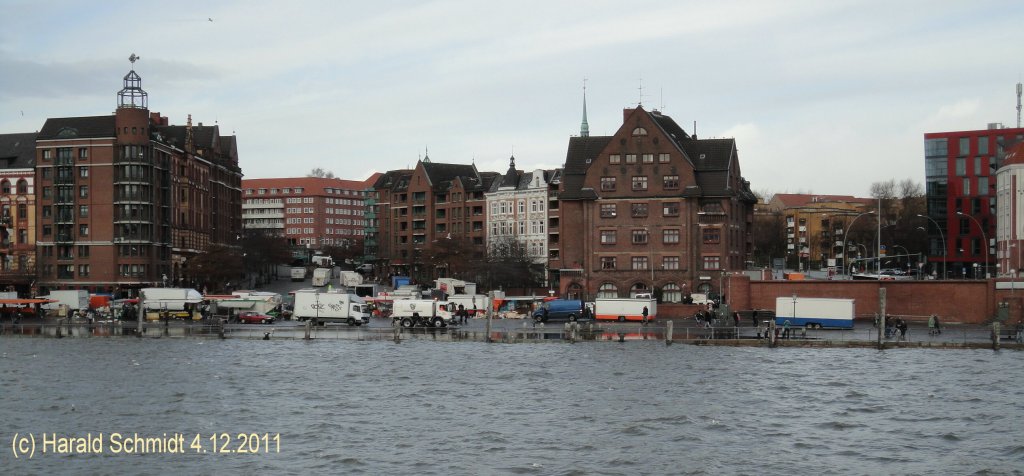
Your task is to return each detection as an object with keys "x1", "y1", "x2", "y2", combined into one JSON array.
[{"x1": 532, "y1": 299, "x2": 589, "y2": 323}]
